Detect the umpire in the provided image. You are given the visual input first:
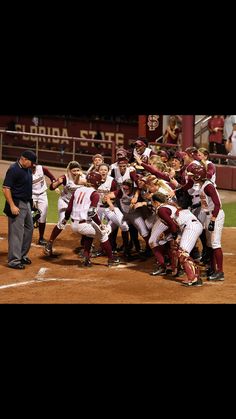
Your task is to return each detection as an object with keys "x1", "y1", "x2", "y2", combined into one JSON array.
[{"x1": 3, "y1": 150, "x2": 36, "y2": 269}]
